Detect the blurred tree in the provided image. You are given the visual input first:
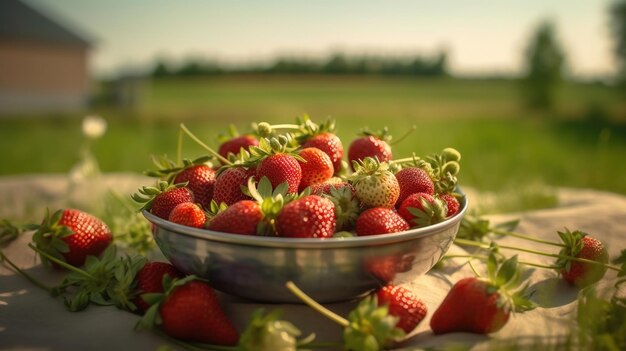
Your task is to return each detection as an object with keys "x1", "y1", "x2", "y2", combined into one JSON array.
[
  {"x1": 152, "y1": 59, "x2": 172, "y2": 78},
  {"x1": 610, "y1": 0, "x2": 626, "y2": 90},
  {"x1": 522, "y1": 21, "x2": 566, "y2": 109}
]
